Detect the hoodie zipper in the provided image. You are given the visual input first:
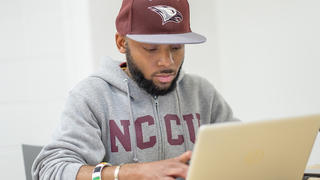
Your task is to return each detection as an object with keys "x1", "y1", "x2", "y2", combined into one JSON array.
[{"x1": 153, "y1": 96, "x2": 165, "y2": 160}]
